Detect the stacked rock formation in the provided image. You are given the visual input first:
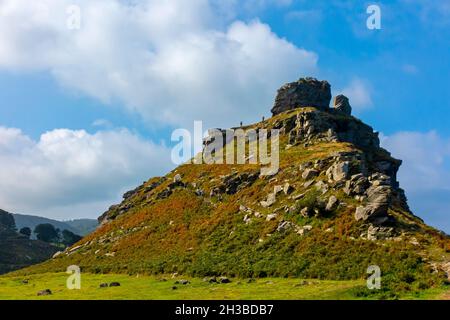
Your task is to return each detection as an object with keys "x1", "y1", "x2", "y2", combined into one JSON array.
[{"x1": 271, "y1": 78, "x2": 332, "y2": 115}]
